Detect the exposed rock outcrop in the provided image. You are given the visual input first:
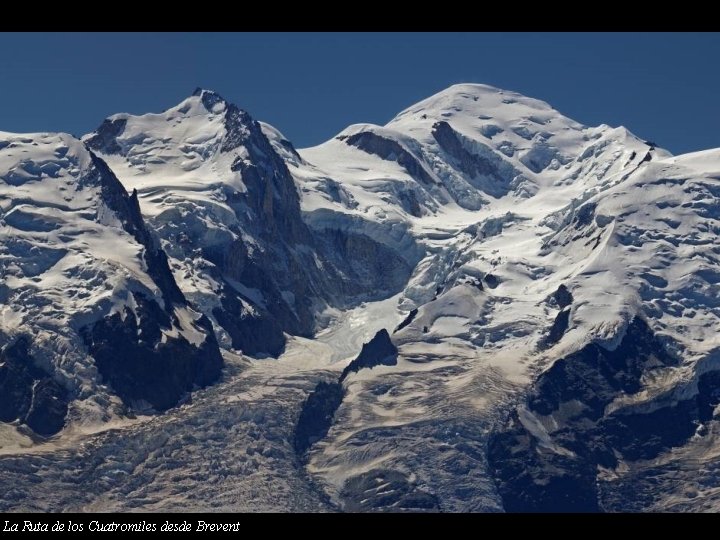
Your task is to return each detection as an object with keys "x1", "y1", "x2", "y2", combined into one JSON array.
[
  {"x1": 340, "y1": 329, "x2": 398, "y2": 382},
  {"x1": 0, "y1": 336, "x2": 68, "y2": 437},
  {"x1": 489, "y1": 318, "x2": 689, "y2": 512},
  {"x1": 82, "y1": 293, "x2": 223, "y2": 412}
]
